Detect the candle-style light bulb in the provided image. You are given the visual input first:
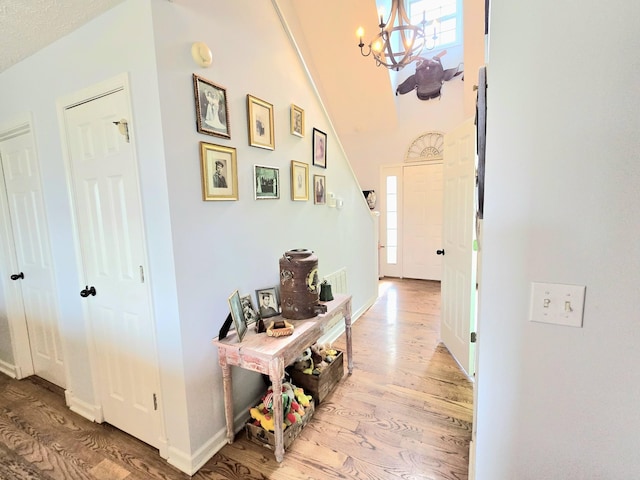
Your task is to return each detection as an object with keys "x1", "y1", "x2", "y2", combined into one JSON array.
[{"x1": 356, "y1": 26, "x2": 365, "y2": 40}]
